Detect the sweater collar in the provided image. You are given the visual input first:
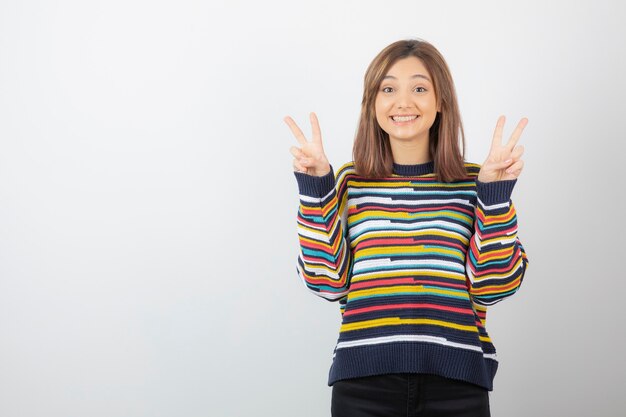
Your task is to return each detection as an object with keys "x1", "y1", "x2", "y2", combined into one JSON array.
[{"x1": 392, "y1": 160, "x2": 435, "y2": 176}]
